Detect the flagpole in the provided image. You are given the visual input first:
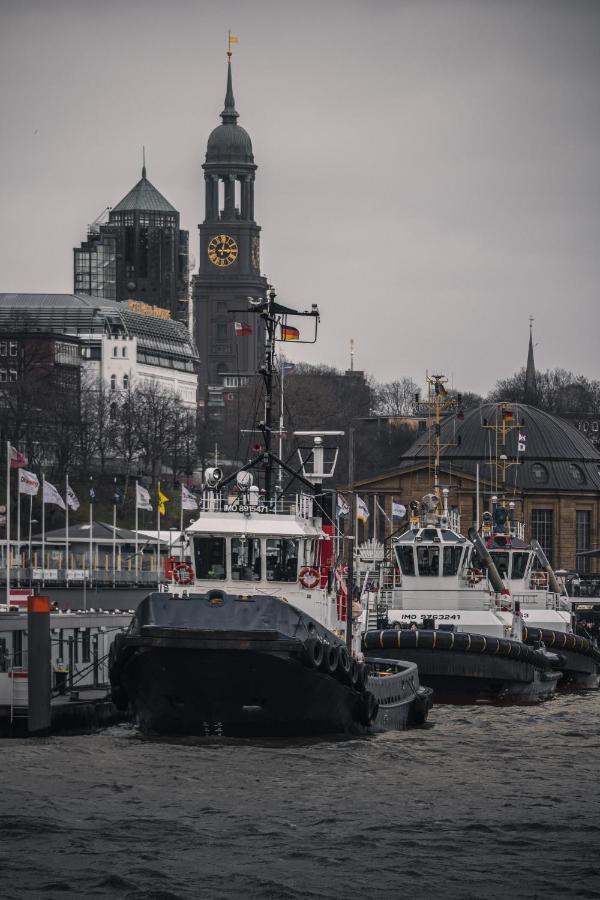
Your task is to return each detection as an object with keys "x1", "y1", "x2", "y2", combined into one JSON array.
[
  {"x1": 180, "y1": 484, "x2": 184, "y2": 535},
  {"x1": 89, "y1": 478, "x2": 93, "y2": 589},
  {"x1": 156, "y1": 480, "x2": 161, "y2": 583},
  {"x1": 41, "y1": 473, "x2": 46, "y2": 588},
  {"x1": 112, "y1": 478, "x2": 117, "y2": 589},
  {"x1": 278, "y1": 360, "x2": 284, "y2": 493},
  {"x1": 5, "y1": 440, "x2": 10, "y2": 609},
  {"x1": 135, "y1": 479, "x2": 139, "y2": 585},
  {"x1": 65, "y1": 473, "x2": 70, "y2": 588},
  {"x1": 16, "y1": 473, "x2": 21, "y2": 587},
  {"x1": 28, "y1": 494, "x2": 33, "y2": 591}
]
